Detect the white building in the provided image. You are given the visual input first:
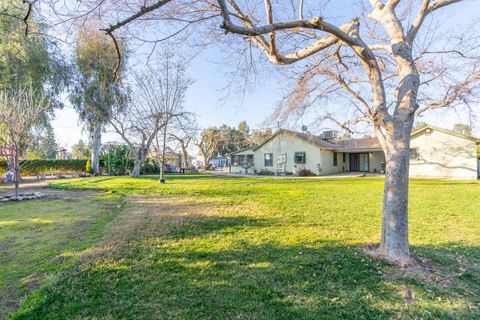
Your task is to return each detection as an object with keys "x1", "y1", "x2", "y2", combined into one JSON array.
[{"x1": 230, "y1": 125, "x2": 480, "y2": 180}]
